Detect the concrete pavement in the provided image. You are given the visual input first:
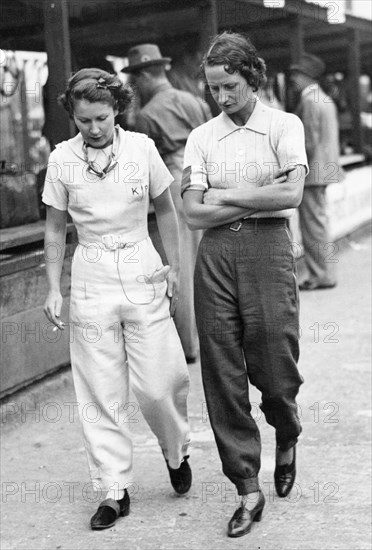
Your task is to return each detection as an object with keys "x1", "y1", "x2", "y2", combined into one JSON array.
[{"x1": 1, "y1": 231, "x2": 371, "y2": 550}]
